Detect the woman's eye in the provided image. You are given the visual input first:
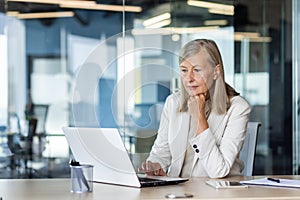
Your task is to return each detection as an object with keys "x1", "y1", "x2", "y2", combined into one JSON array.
[
  {"x1": 194, "y1": 68, "x2": 202, "y2": 73},
  {"x1": 181, "y1": 69, "x2": 188, "y2": 73}
]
